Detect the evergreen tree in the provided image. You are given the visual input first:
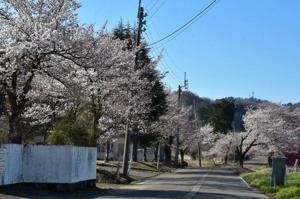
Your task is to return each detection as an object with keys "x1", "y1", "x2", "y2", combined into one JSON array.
[
  {"x1": 208, "y1": 100, "x2": 235, "y2": 134},
  {"x1": 112, "y1": 20, "x2": 167, "y2": 161}
]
